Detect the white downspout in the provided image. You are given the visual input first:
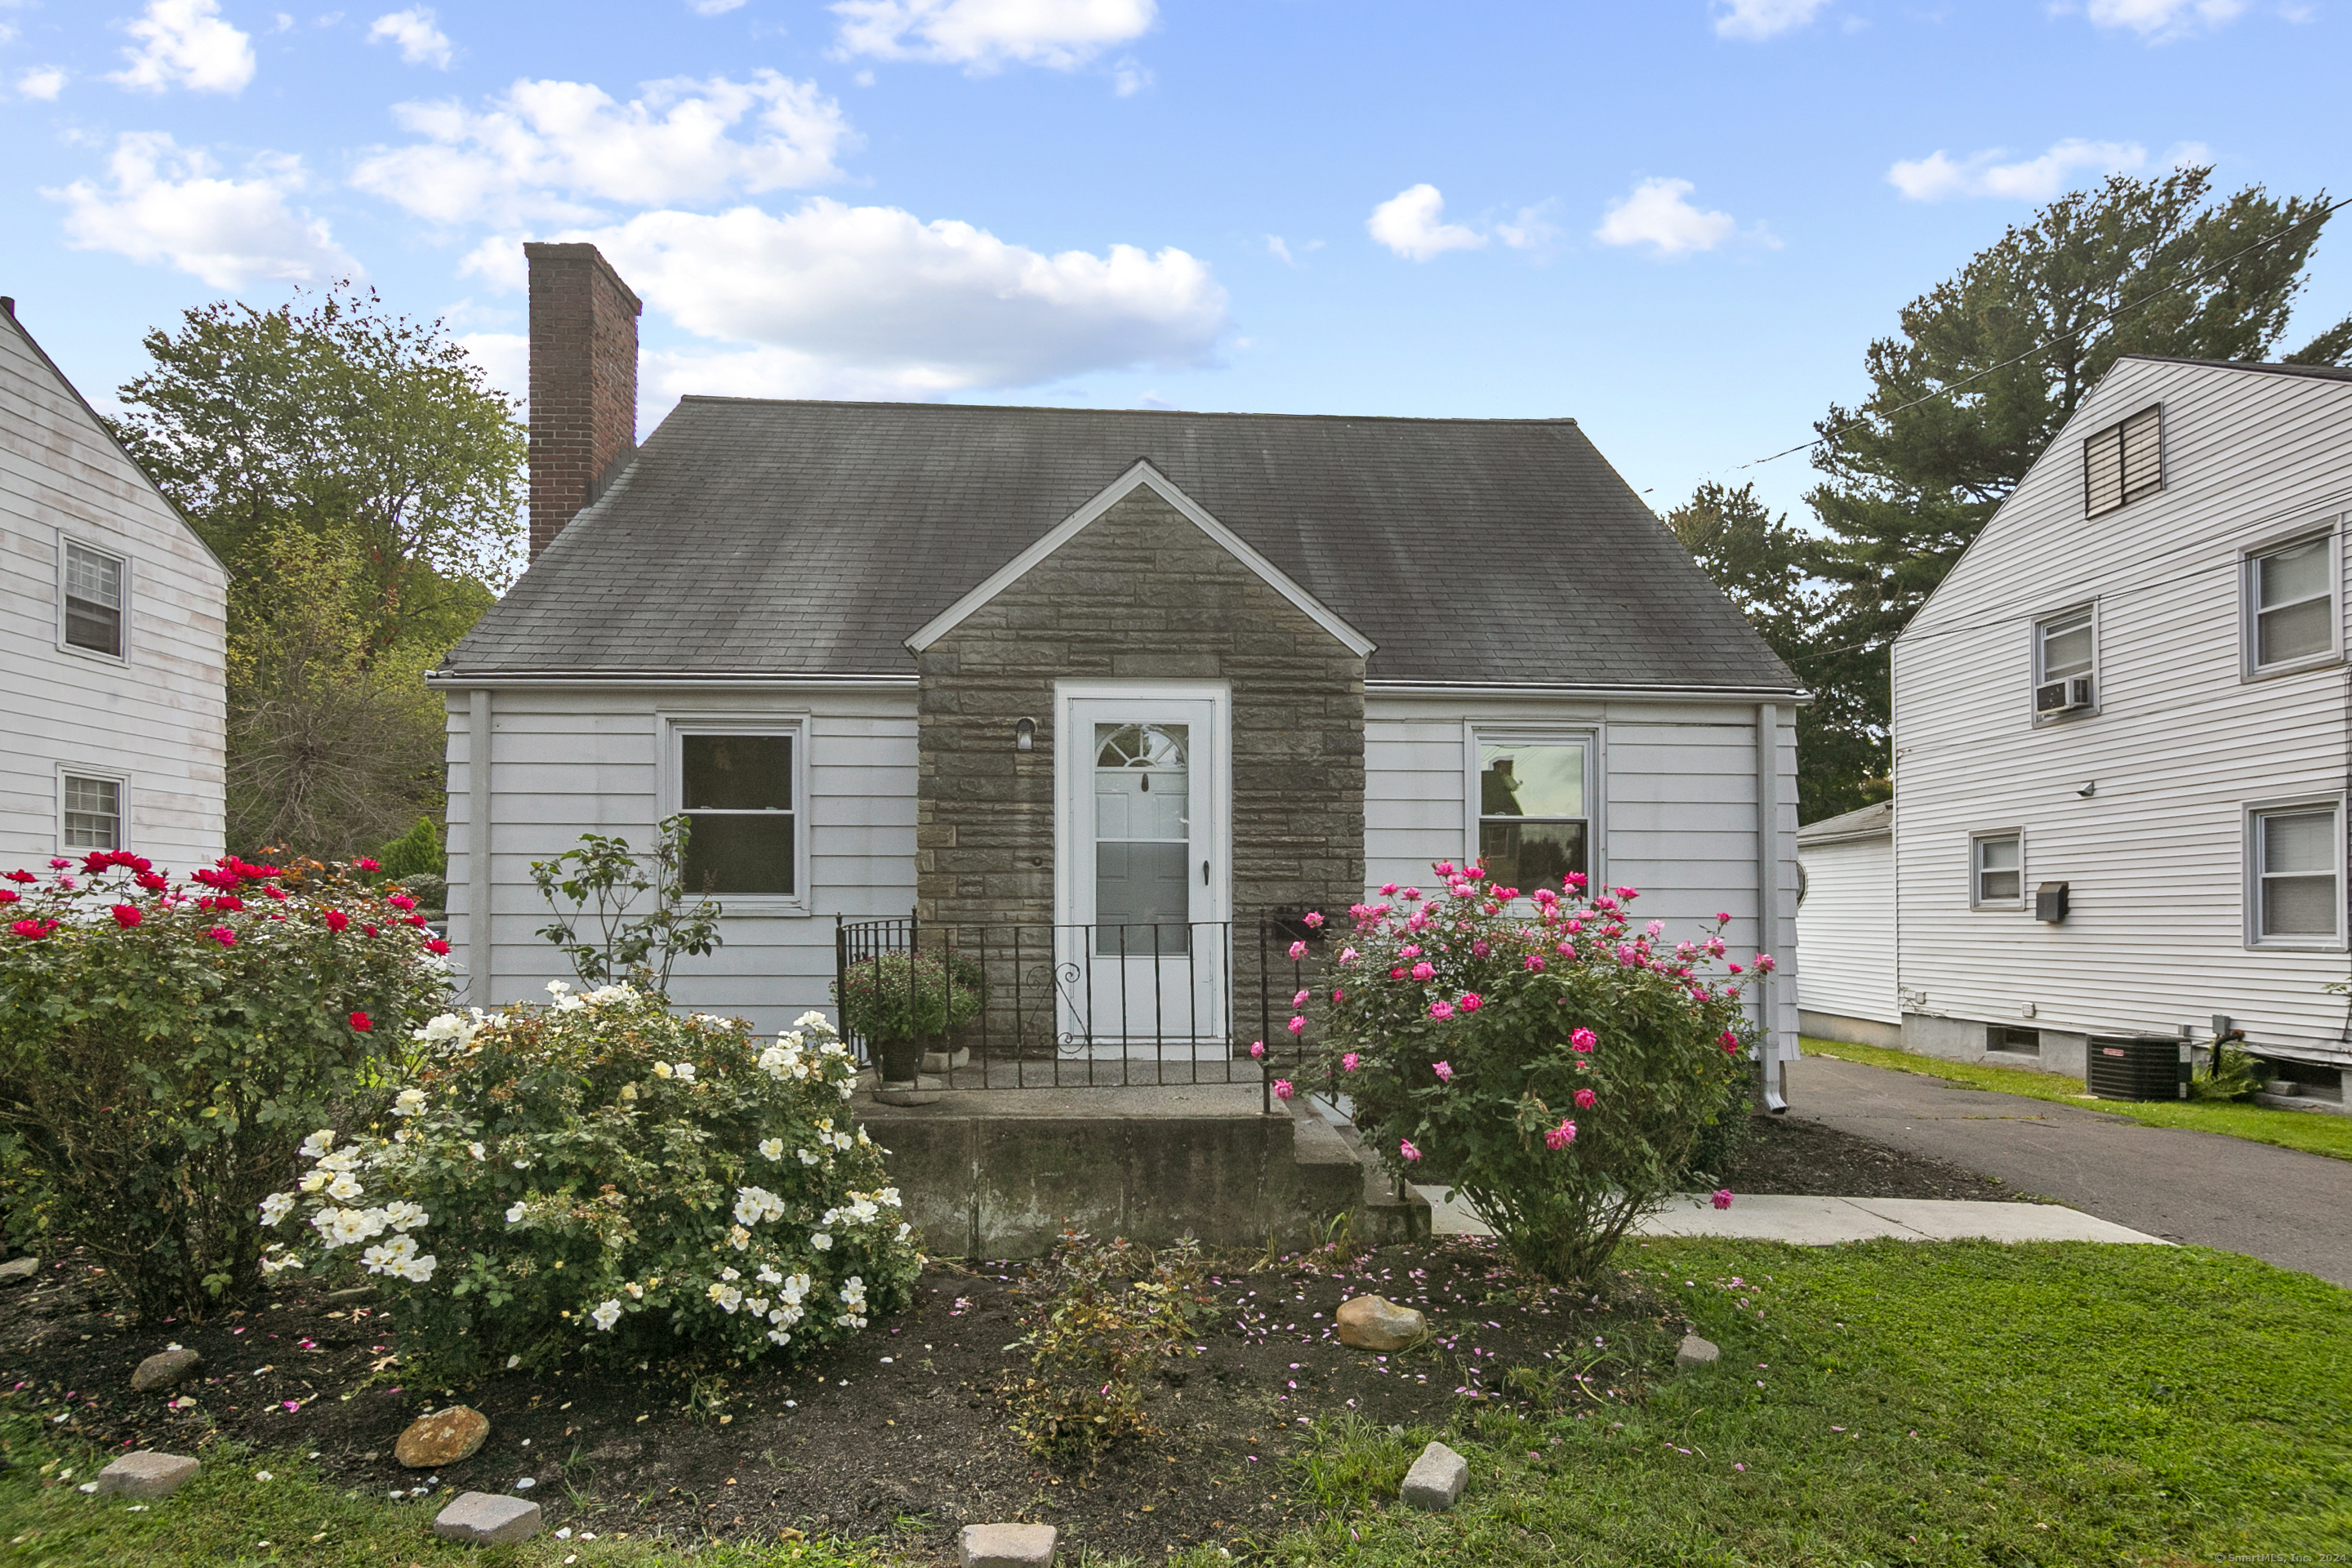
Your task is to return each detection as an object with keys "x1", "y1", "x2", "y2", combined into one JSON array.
[
  {"x1": 1756, "y1": 702, "x2": 1787, "y2": 1111},
  {"x1": 468, "y1": 687, "x2": 492, "y2": 1008}
]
